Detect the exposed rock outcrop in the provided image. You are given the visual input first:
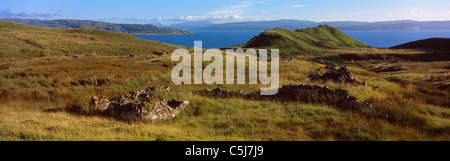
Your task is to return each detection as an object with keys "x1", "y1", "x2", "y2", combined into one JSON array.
[
  {"x1": 308, "y1": 66, "x2": 367, "y2": 86},
  {"x1": 90, "y1": 86, "x2": 189, "y2": 122}
]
